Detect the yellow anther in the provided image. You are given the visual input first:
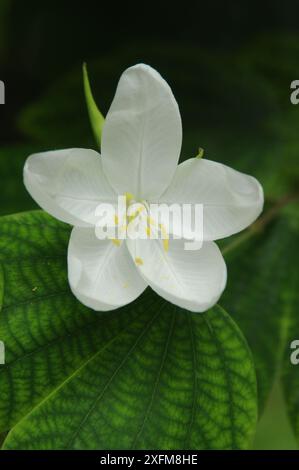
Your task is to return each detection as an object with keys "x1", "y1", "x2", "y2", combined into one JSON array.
[
  {"x1": 162, "y1": 239, "x2": 169, "y2": 252},
  {"x1": 159, "y1": 223, "x2": 168, "y2": 237},
  {"x1": 159, "y1": 223, "x2": 169, "y2": 252},
  {"x1": 114, "y1": 215, "x2": 119, "y2": 225},
  {"x1": 131, "y1": 207, "x2": 142, "y2": 218},
  {"x1": 147, "y1": 216, "x2": 156, "y2": 226},
  {"x1": 125, "y1": 192, "x2": 134, "y2": 204},
  {"x1": 135, "y1": 257, "x2": 144, "y2": 266},
  {"x1": 111, "y1": 238, "x2": 121, "y2": 247},
  {"x1": 128, "y1": 205, "x2": 145, "y2": 224}
]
